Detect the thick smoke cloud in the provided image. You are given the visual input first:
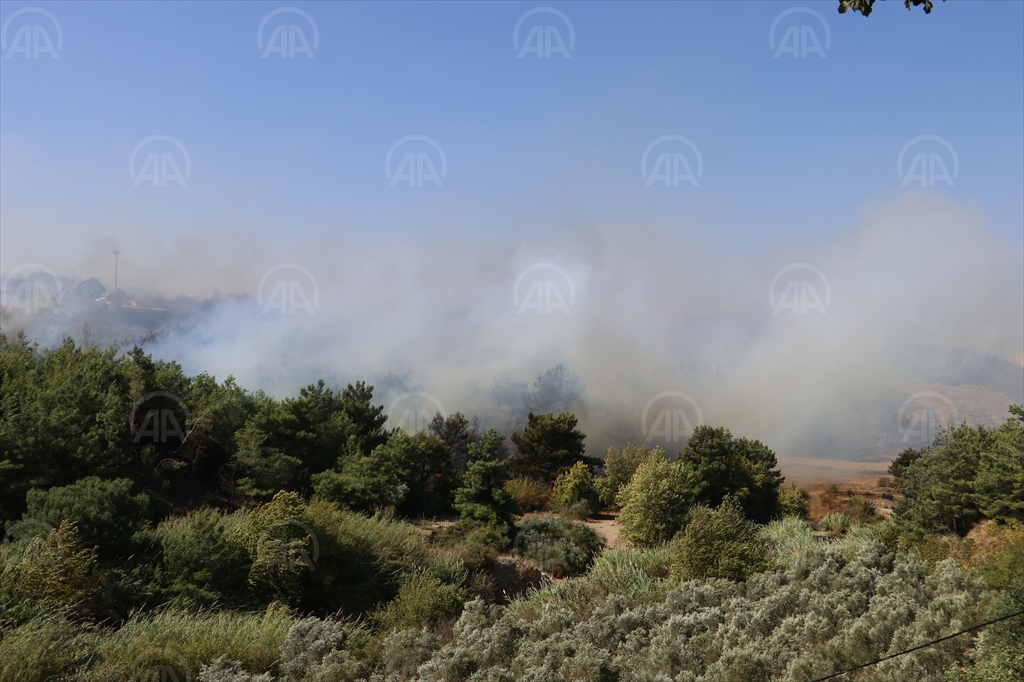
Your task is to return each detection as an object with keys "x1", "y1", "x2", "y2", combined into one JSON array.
[{"x1": 2, "y1": 192, "x2": 1021, "y2": 469}]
